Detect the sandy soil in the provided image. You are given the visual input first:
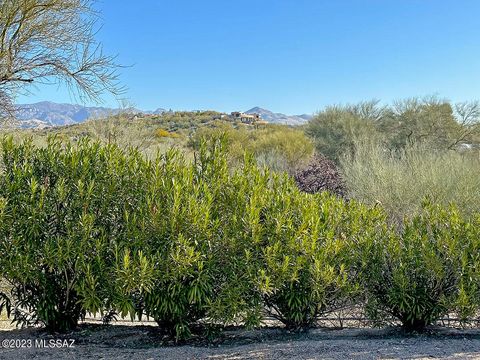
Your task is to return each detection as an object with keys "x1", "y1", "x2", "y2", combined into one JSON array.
[{"x1": 1, "y1": 324, "x2": 480, "y2": 359}]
